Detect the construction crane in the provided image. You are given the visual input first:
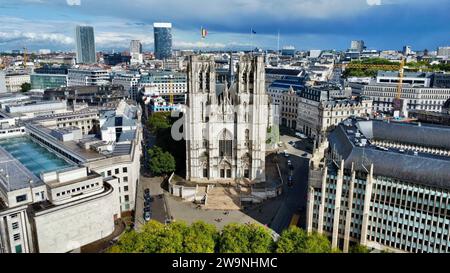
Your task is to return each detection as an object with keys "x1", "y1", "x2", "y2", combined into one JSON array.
[
  {"x1": 168, "y1": 78, "x2": 174, "y2": 105},
  {"x1": 392, "y1": 58, "x2": 406, "y2": 114},
  {"x1": 336, "y1": 60, "x2": 406, "y2": 115}
]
